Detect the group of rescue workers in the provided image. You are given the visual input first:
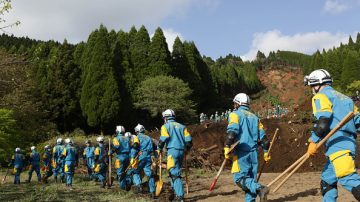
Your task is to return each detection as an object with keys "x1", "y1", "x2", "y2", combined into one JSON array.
[{"x1": 7, "y1": 68, "x2": 360, "y2": 202}]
